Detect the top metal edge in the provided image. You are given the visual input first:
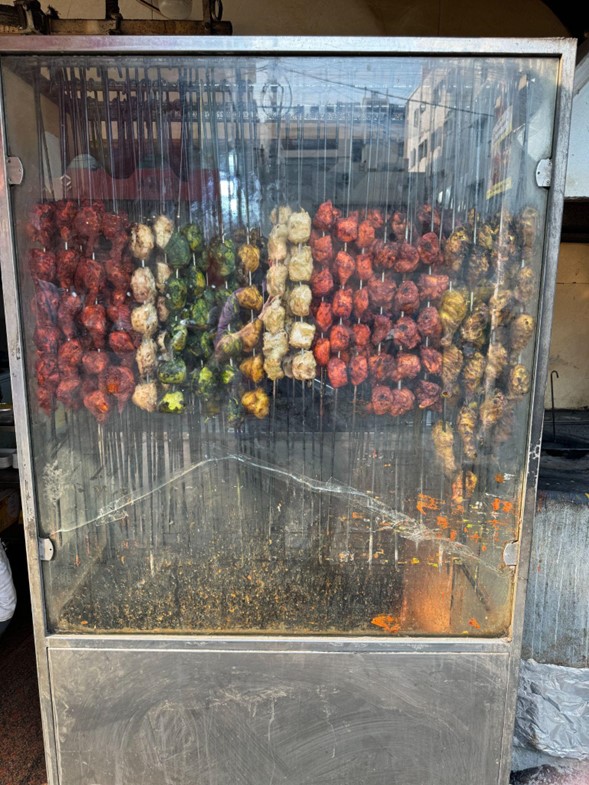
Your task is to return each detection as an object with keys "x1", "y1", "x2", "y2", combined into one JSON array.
[{"x1": 0, "y1": 34, "x2": 577, "y2": 57}]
